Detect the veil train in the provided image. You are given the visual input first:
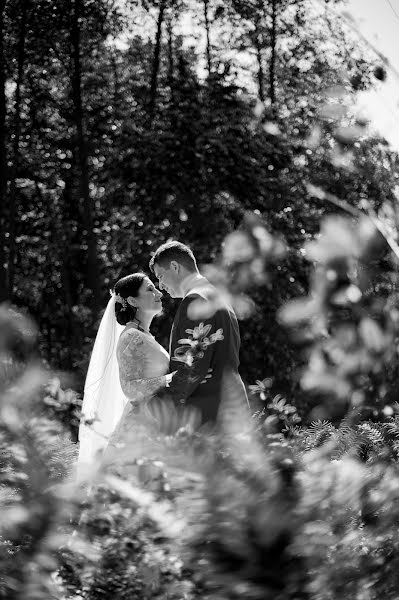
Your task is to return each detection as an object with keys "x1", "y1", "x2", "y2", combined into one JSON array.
[{"x1": 77, "y1": 294, "x2": 128, "y2": 477}]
